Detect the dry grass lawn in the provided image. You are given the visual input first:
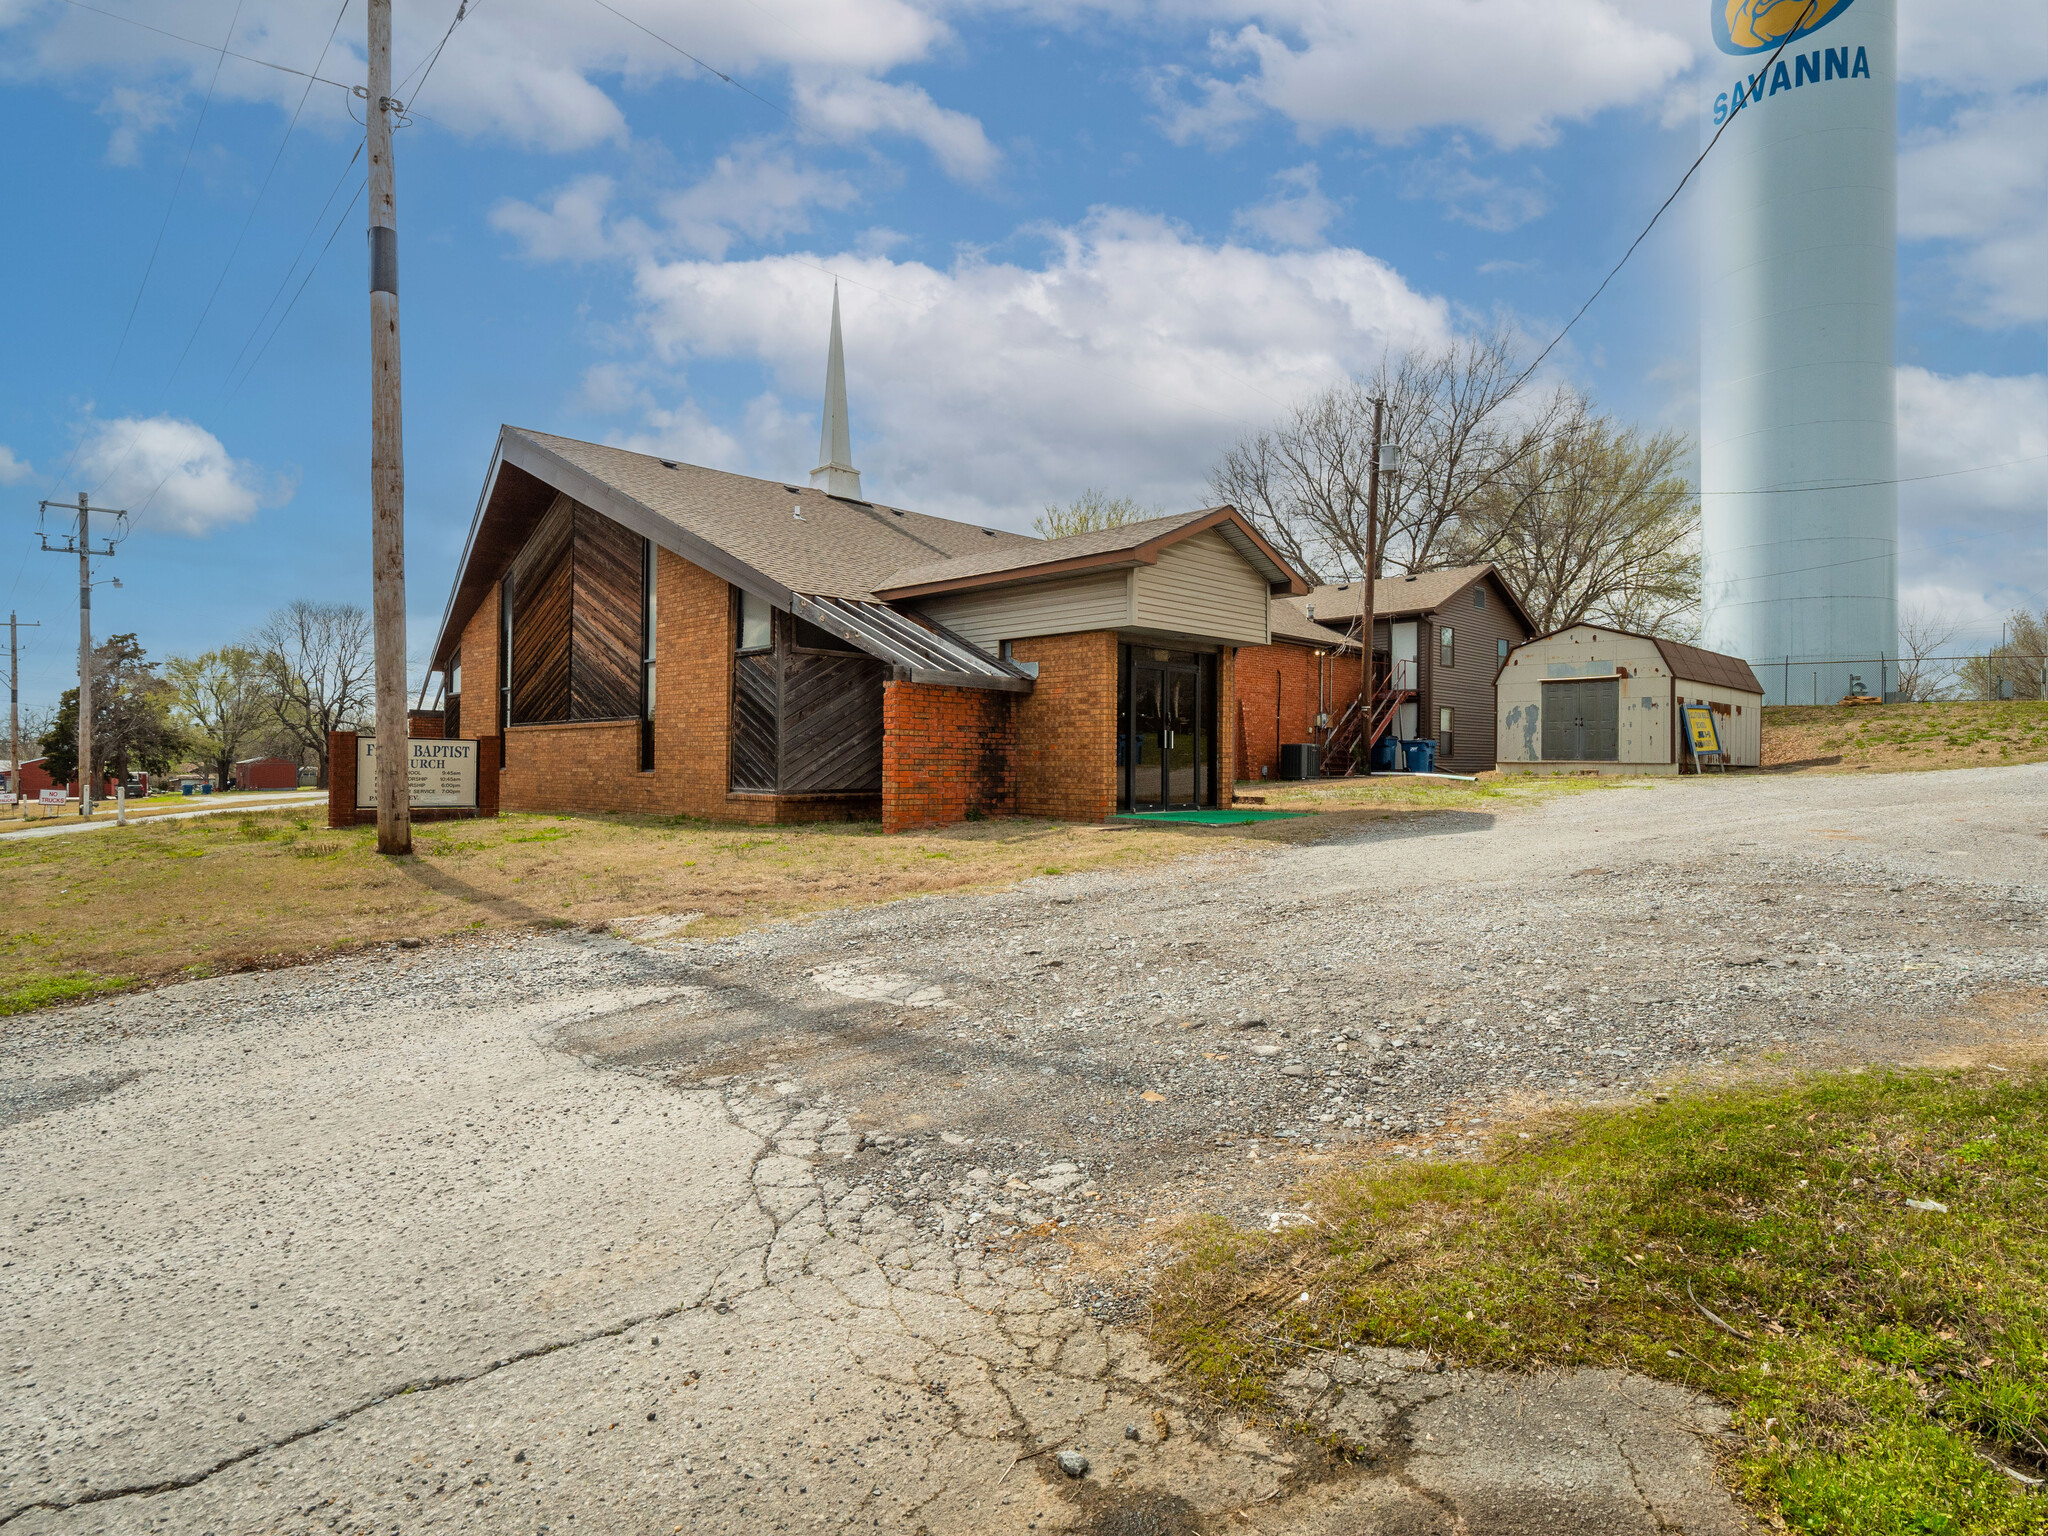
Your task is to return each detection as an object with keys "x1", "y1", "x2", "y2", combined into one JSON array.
[
  {"x1": 1764, "y1": 701, "x2": 2048, "y2": 773},
  {"x1": 0, "y1": 801, "x2": 1437, "y2": 1018}
]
